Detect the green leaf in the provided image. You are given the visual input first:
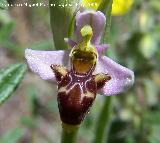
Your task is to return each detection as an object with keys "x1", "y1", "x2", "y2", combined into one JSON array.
[
  {"x1": 145, "y1": 111, "x2": 160, "y2": 124},
  {"x1": 0, "y1": 64, "x2": 27, "y2": 105},
  {"x1": 0, "y1": 0, "x2": 8, "y2": 9},
  {"x1": 1, "y1": 128, "x2": 22, "y2": 143}
]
